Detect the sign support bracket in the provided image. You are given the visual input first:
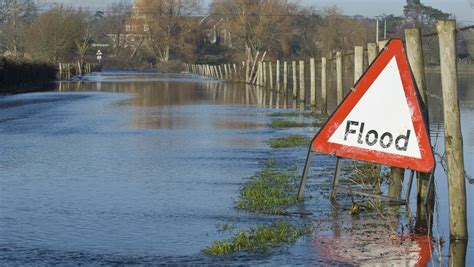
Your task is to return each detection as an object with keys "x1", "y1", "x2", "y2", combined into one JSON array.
[
  {"x1": 297, "y1": 146, "x2": 313, "y2": 199},
  {"x1": 298, "y1": 150, "x2": 419, "y2": 205},
  {"x1": 331, "y1": 157, "x2": 342, "y2": 199}
]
